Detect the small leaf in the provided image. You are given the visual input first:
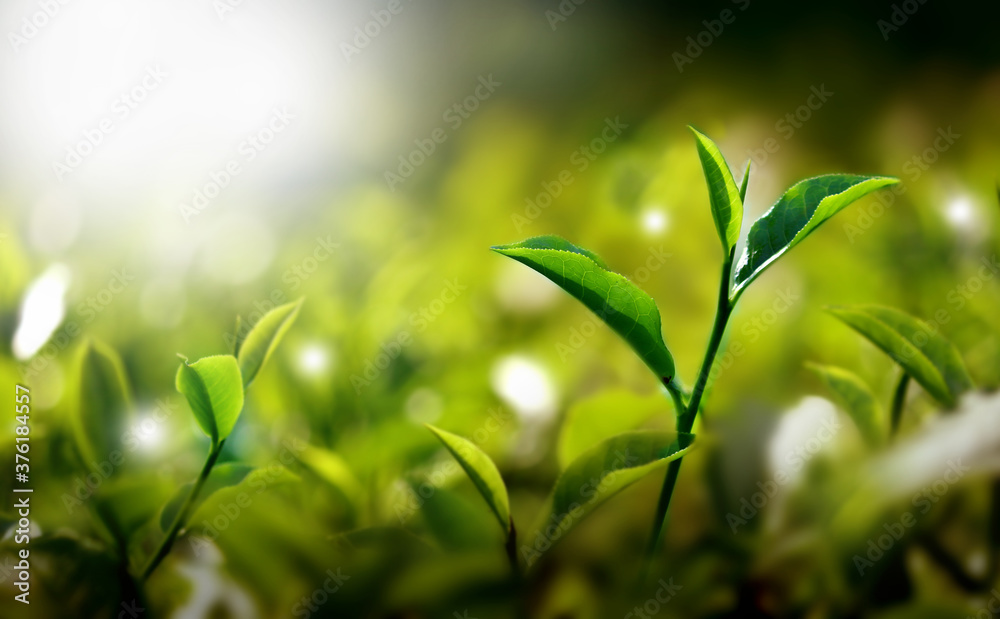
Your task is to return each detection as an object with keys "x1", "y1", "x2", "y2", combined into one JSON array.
[
  {"x1": 690, "y1": 127, "x2": 744, "y2": 253},
  {"x1": 557, "y1": 389, "x2": 670, "y2": 468},
  {"x1": 426, "y1": 424, "x2": 511, "y2": 539},
  {"x1": 547, "y1": 431, "x2": 694, "y2": 540},
  {"x1": 733, "y1": 175, "x2": 898, "y2": 297},
  {"x1": 807, "y1": 363, "x2": 885, "y2": 448},
  {"x1": 492, "y1": 236, "x2": 675, "y2": 382},
  {"x1": 826, "y1": 305, "x2": 973, "y2": 407},
  {"x1": 237, "y1": 298, "x2": 303, "y2": 388},
  {"x1": 159, "y1": 463, "x2": 254, "y2": 532},
  {"x1": 73, "y1": 340, "x2": 133, "y2": 466},
  {"x1": 175, "y1": 355, "x2": 245, "y2": 444}
]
